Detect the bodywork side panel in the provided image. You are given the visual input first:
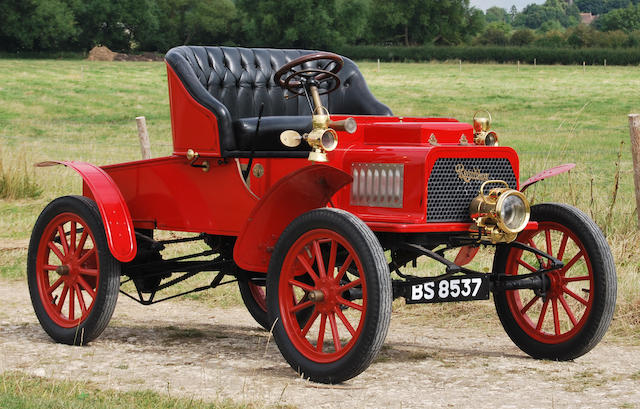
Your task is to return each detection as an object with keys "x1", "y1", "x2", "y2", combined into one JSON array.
[{"x1": 102, "y1": 156, "x2": 258, "y2": 236}]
